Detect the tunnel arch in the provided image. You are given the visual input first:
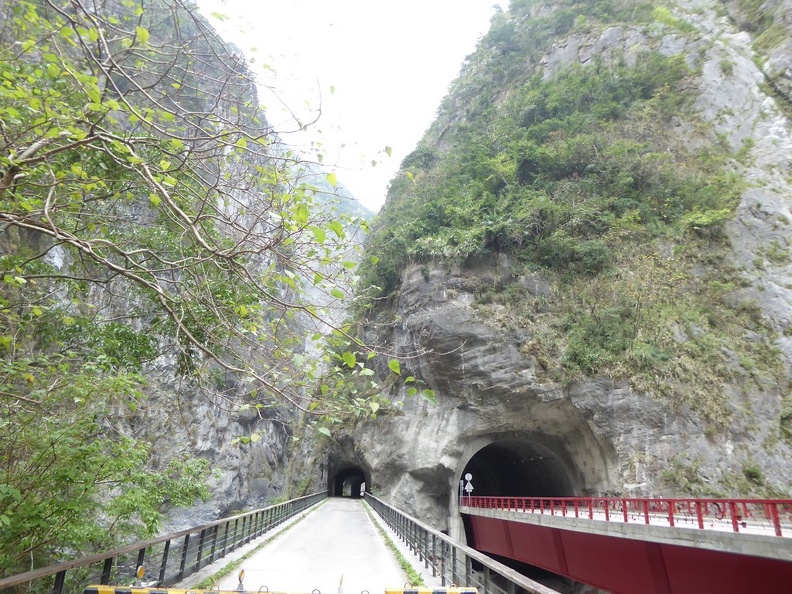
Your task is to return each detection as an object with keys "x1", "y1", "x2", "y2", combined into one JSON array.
[
  {"x1": 451, "y1": 431, "x2": 583, "y2": 544},
  {"x1": 460, "y1": 434, "x2": 577, "y2": 497},
  {"x1": 330, "y1": 466, "x2": 369, "y2": 498},
  {"x1": 456, "y1": 431, "x2": 582, "y2": 499}
]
